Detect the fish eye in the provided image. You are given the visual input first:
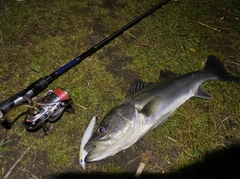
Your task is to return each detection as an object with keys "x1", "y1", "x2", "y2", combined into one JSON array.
[{"x1": 97, "y1": 126, "x2": 106, "y2": 134}]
